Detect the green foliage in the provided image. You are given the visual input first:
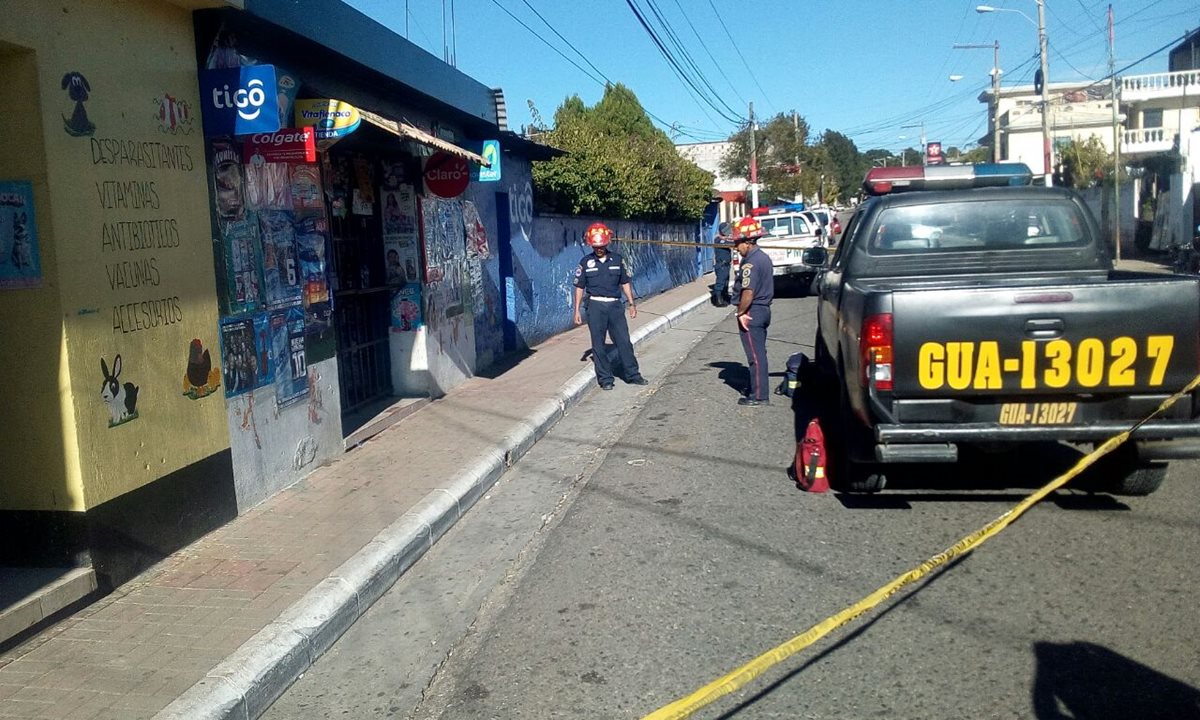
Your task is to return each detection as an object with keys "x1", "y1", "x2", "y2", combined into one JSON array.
[
  {"x1": 532, "y1": 84, "x2": 712, "y2": 222},
  {"x1": 720, "y1": 112, "x2": 810, "y2": 204},
  {"x1": 1057, "y1": 136, "x2": 1114, "y2": 189}
]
